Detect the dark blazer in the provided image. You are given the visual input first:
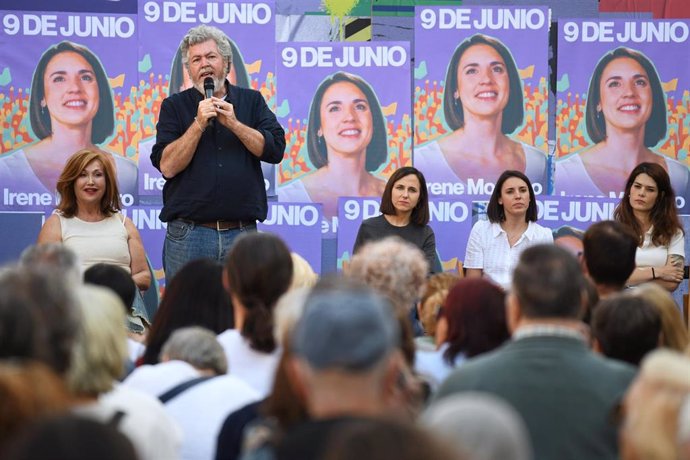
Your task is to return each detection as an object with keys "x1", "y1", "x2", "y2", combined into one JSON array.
[{"x1": 435, "y1": 334, "x2": 636, "y2": 460}]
